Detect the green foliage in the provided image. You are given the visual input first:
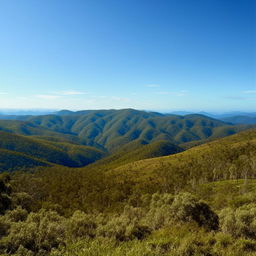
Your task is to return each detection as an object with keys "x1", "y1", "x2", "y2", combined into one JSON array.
[
  {"x1": 170, "y1": 192, "x2": 219, "y2": 230},
  {"x1": 1, "y1": 109, "x2": 254, "y2": 153},
  {"x1": 220, "y1": 204, "x2": 256, "y2": 239},
  {"x1": 66, "y1": 211, "x2": 96, "y2": 240},
  {"x1": 0, "y1": 173, "x2": 12, "y2": 214},
  {"x1": 0, "y1": 122, "x2": 256, "y2": 255},
  {"x1": 1, "y1": 209, "x2": 66, "y2": 254},
  {"x1": 0, "y1": 131, "x2": 105, "y2": 171},
  {"x1": 90, "y1": 140, "x2": 183, "y2": 170}
]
